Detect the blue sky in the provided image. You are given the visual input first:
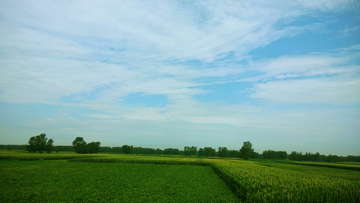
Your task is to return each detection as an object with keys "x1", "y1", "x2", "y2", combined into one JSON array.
[{"x1": 0, "y1": 0, "x2": 359, "y2": 155}]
